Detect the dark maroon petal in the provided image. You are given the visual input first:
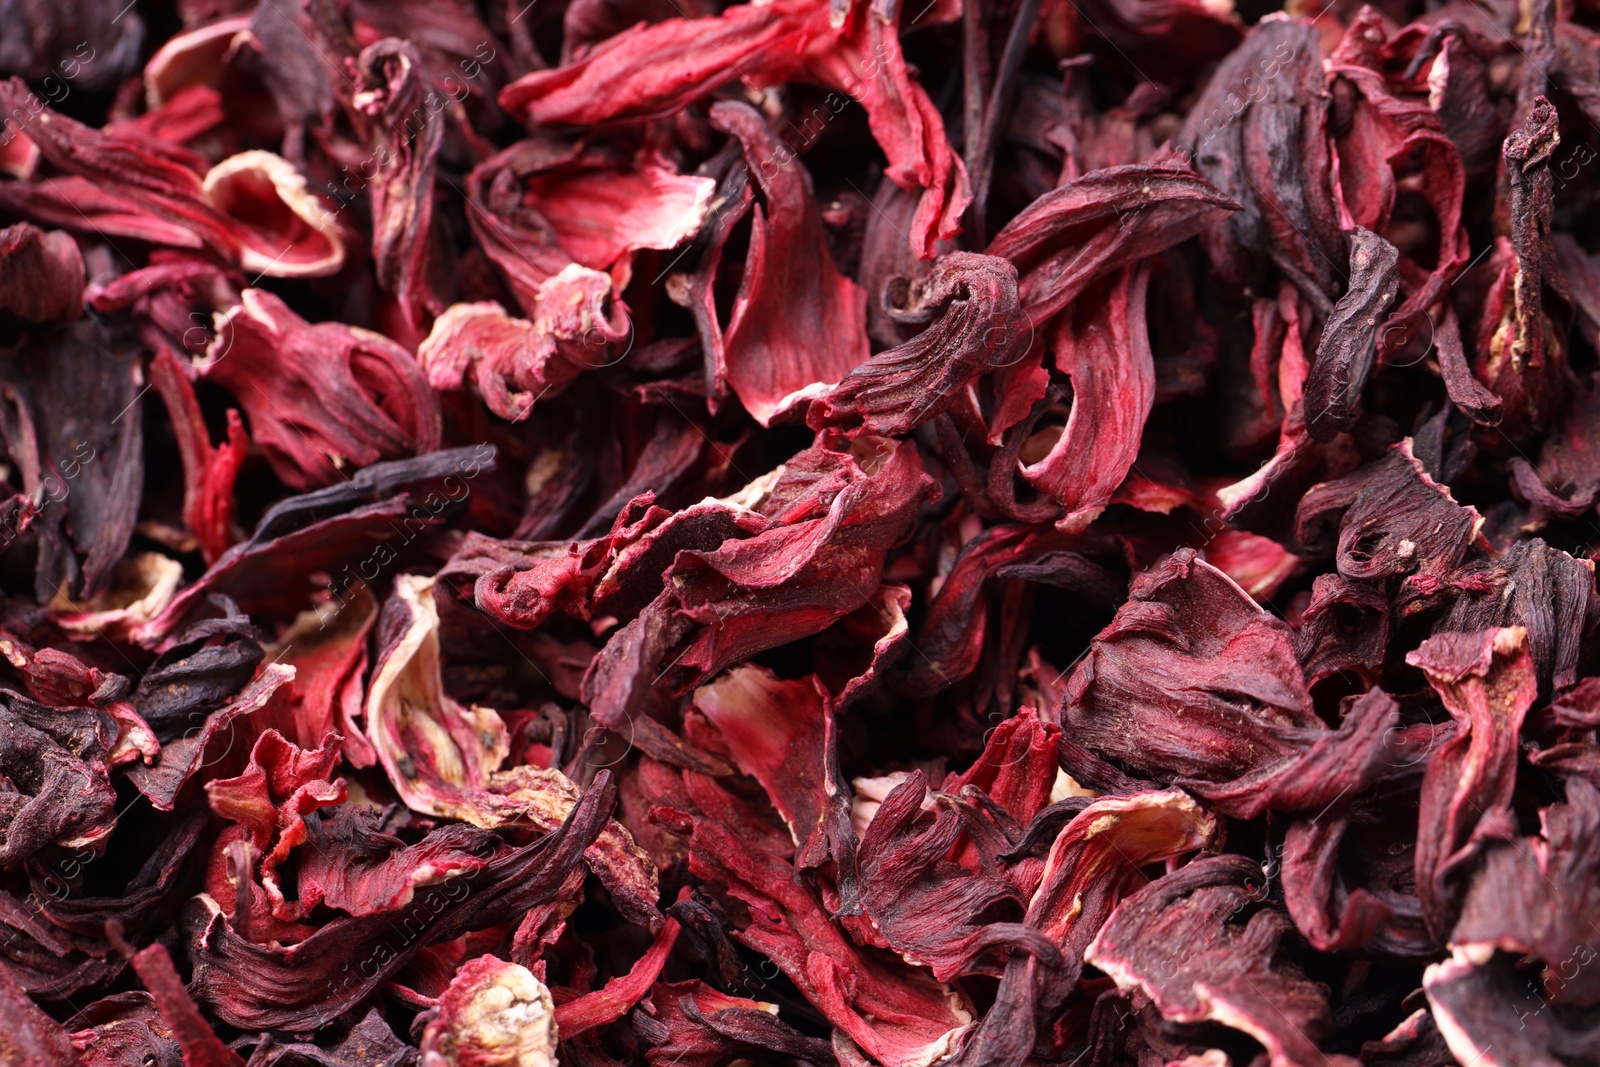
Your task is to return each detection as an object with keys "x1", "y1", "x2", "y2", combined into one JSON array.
[
  {"x1": 126, "y1": 942, "x2": 245, "y2": 1067},
  {"x1": 0, "y1": 0, "x2": 143, "y2": 93},
  {"x1": 1299, "y1": 572, "x2": 1388, "y2": 687},
  {"x1": 0, "y1": 81, "x2": 344, "y2": 277},
  {"x1": 0, "y1": 223, "x2": 83, "y2": 323},
  {"x1": 132, "y1": 446, "x2": 493, "y2": 648},
  {"x1": 1324, "y1": 13, "x2": 1469, "y2": 356},
  {"x1": 1407, "y1": 627, "x2": 1538, "y2": 940},
  {"x1": 1085, "y1": 855, "x2": 1361, "y2": 1067},
  {"x1": 1280, "y1": 804, "x2": 1396, "y2": 954},
  {"x1": 0, "y1": 959, "x2": 79, "y2": 1066},
  {"x1": 1016, "y1": 264, "x2": 1154, "y2": 531},
  {"x1": 0, "y1": 690, "x2": 118, "y2": 868},
  {"x1": 1450, "y1": 777, "x2": 1600, "y2": 1007},
  {"x1": 1025, "y1": 789, "x2": 1217, "y2": 1004},
  {"x1": 808, "y1": 252, "x2": 1027, "y2": 439},
  {"x1": 131, "y1": 596, "x2": 264, "y2": 738},
  {"x1": 853, "y1": 769, "x2": 1057, "y2": 981},
  {"x1": 665, "y1": 805, "x2": 976, "y2": 1067},
  {"x1": 1194, "y1": 685, "x2": 1399, "y2": 820},
  {"x1": 123, "y1": 664, "x2": 295, "y2": 812},
  {"x1": 352, "y1": 40, "x2": 445, "y2": 329},
  {"x1": 1423, "y1": 947, "x2": 1597, "y2": 1067},
  {"x1": 1432, "y1": 306, "x2": 1501, "y2": 427},
  {"x1": 238, "y1": 1008, "x2": 412, "y2": 1067},
  {"x1": 1293, "y1": 442, "x2": 1483, "y2": 586},
  {"x1": 1063, "y1": 548, "x2": 1321, "y2": 797},
  {"x1": 1303, "y1": 228, "x2": 1400, "y2": 442},
  {"x1": 186, "y1": 772, "x2": 617, "y2": 1030},
  {"x1": 986, "y1": 164, "x2": 1238, "y2": 324},
  {"x1": 64, "y1": 992, "x2": 184, "y2": 1067},
  {"x1": 1434, "y1": 538, "x2": 1599, "y2": 695},
  {"x1": 0, "y1": 317, "x2": 143, "y2": 601},
  {"x1": 1174, "y1": 17, "x2": 1342, "y2": 299},
  {"x1": 902, "y1": 523, "x2": 1116, "y2": 696}
]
